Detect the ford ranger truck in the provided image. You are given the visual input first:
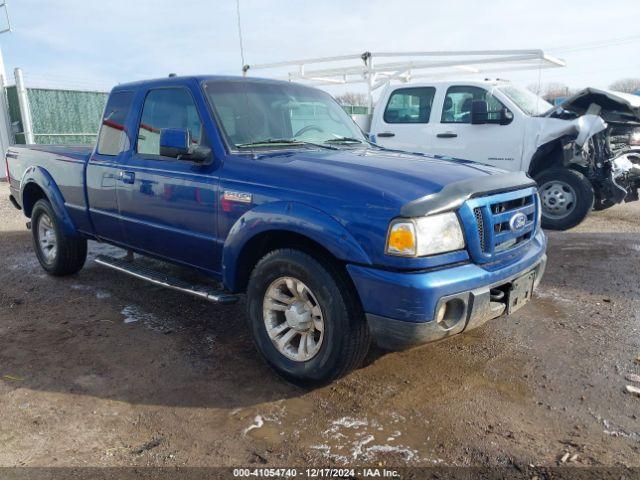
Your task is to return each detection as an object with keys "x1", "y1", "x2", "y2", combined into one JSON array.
[
  {"x1": 5, "y1": 75, "x2": 547, "y2": 385},
  {"x1": 370, "y1": 80, "x2": 640, "y2": 230}
]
